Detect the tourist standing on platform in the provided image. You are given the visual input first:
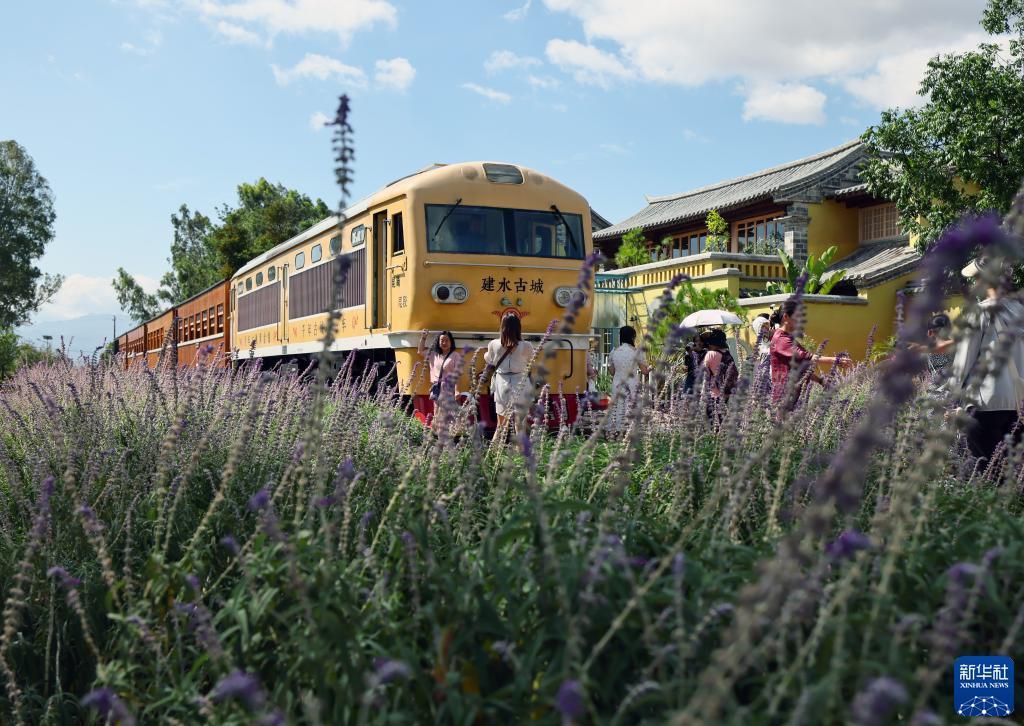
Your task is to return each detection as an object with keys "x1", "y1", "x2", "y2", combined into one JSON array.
[
  {"x1": 941, "y1": 259, "x2": 1024, "y2": 461},
  {"x1": 608, "y1": 325, "x2": 651, "y2": 432},
  {"x1": 484, "y1": 313, "x2": 534, "y2": 434}
]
